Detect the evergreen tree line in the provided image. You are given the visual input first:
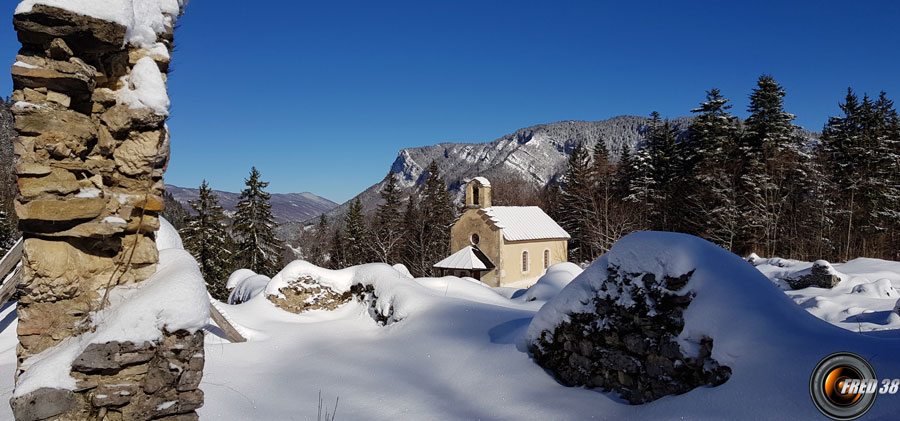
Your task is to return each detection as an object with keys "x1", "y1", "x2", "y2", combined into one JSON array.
[
  {"x1": 0, "y1": 99, "x2": 18, "y2": 256},
  {"x1": 552, "y1": 75, "x2": 900, "y2": 263},
  {"x1": 178, "y1": 167, "x2": 283, "y2": 300},
  {"x1": 302, "y1": 161, "x2": 457, "y2": 277}
]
